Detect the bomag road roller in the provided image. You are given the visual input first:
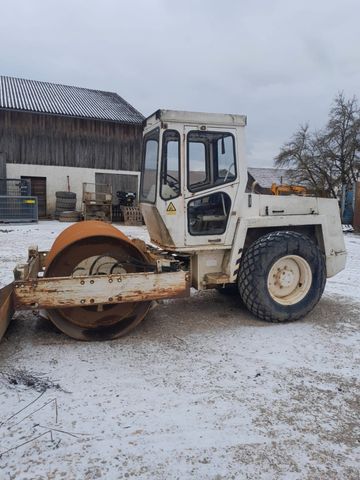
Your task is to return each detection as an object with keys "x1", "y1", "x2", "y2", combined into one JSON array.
[{"x1": 0, "y1": 110, "x2": 346, "y2": 342}]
